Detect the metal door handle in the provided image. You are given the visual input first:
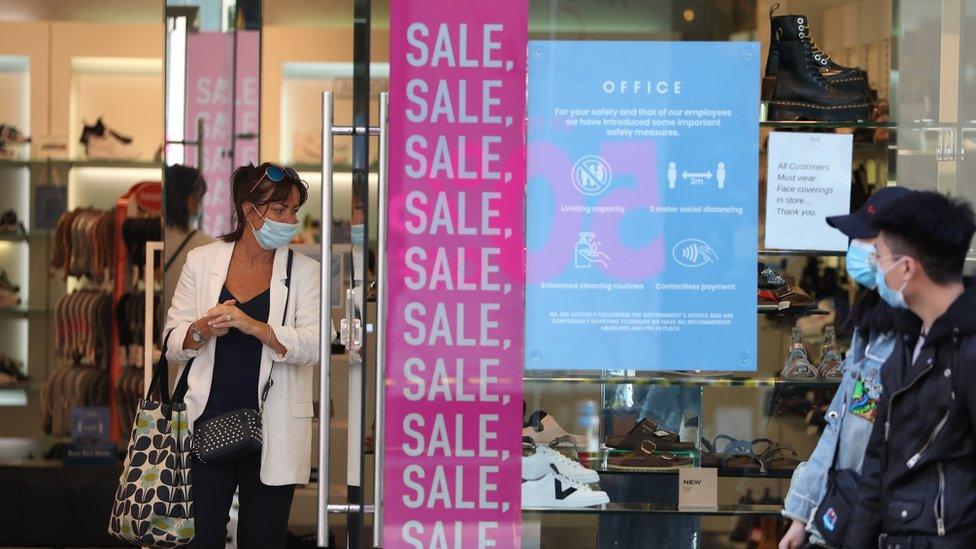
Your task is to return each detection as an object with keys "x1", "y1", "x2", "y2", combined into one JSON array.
[
  {"x1": 372, "y1": 91, "x2": 390, "y2": 548},
  {"x1": 318, "y1": 91, "x2": 335, "y2": 549}
]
